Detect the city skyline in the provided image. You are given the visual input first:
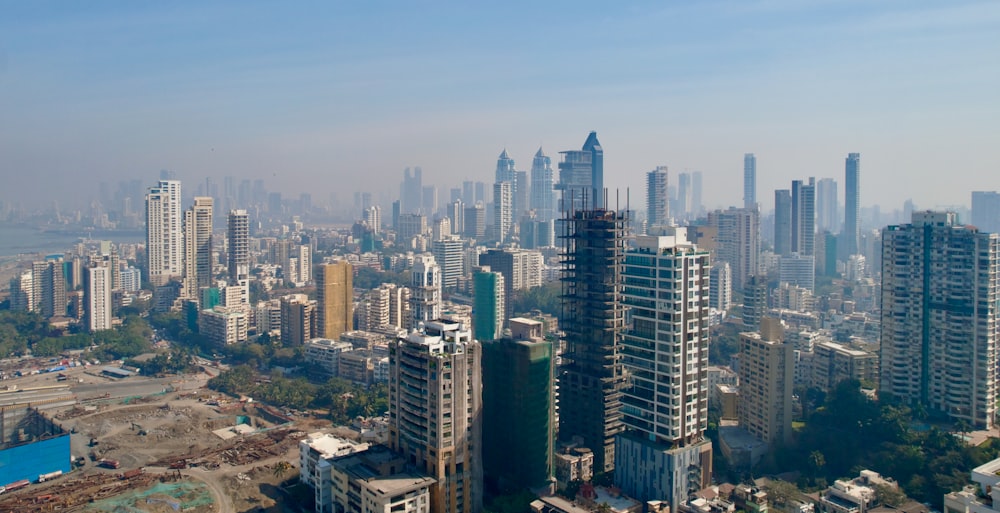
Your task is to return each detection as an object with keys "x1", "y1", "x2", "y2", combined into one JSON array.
[{"x1": 1, "y1": 1, "x2": 998, "y2": 212}]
